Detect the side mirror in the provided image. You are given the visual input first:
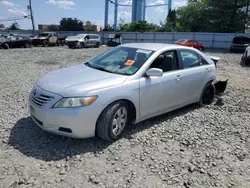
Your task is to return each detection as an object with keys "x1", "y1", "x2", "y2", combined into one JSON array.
[{"x1": 145, "y1": 68, "x2": 163, "y2": 77}]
